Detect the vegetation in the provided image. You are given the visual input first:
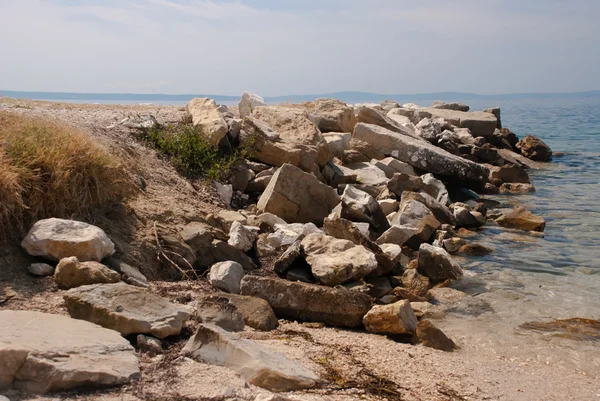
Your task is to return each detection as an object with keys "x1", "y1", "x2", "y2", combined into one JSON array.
[
  {"x1": 139, "y1": 122, "x2": 253, "y2": 180},
  {"x1": 0, "y1": 111, "x2": 135, "y2": 235}
]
